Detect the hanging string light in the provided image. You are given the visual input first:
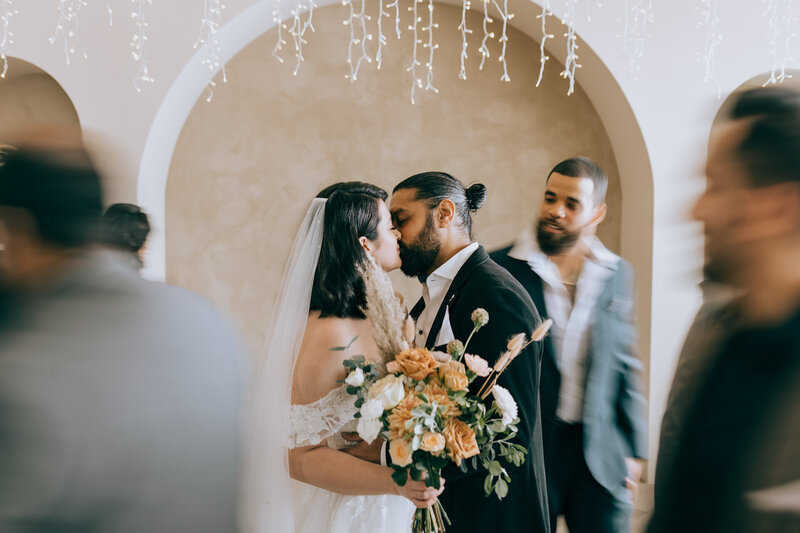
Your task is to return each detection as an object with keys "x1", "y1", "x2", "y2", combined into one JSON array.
[
  {"x1": 0, "y1": 0, "x2": 17, "y2": 78},
  {"x1": 490, "y1": 0, "x2": 512, "y2": 82},
  {"x1": 131, "y1": 0, "x2": 154, "y2": 92},
  {"x1": 407, "y1": 0, "x2": 423, "y2": 103},
  {"x1": 194, "y1": 0, "x2": 227, "y2": 102},
  {"x1": 622, "y1": 0, "x2": 654, "y2": 80},
  {"x1": 535, "y1": 0, "x2": 553, "y2": 87},
  {"x1": 423, "y1": 0, "x2": 438, "y2": 92},
  {"x1": 343, "y1": 0, "x2": 372, "y2": 82},
  {"x1": 376, "y1": 0, "x2": 389, "y2": 69},
  {"x1": 696, "y1": 0, "x2": 722, "y2": 97},
  {"x1": 288, "y1": 0, "x2": 315, "y2": 76},
  {"x1": 560, "y1": 0, "x2": 581, "y2": 95},
  {"x1": 457, "y1": 0, "x2": 472, "y2": 80},
  {"x1": 478, "y1": 0, "x2": 494, "y2": 70},
  {"x1": 387, "y1": 0, "x2": 401, "y2": 39},
  {"x1": 50, "y1": 0, "x2": 88, "y2": 65},
  {"x1": 272, "y1": 0, "x2": 287, "y2": 63},
  {"x1": 763, "y1": 0, "x2": 795, "y2": 86},
  {"x1": 107, "y1": 2, "x2": 113, "y2": 26}
]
